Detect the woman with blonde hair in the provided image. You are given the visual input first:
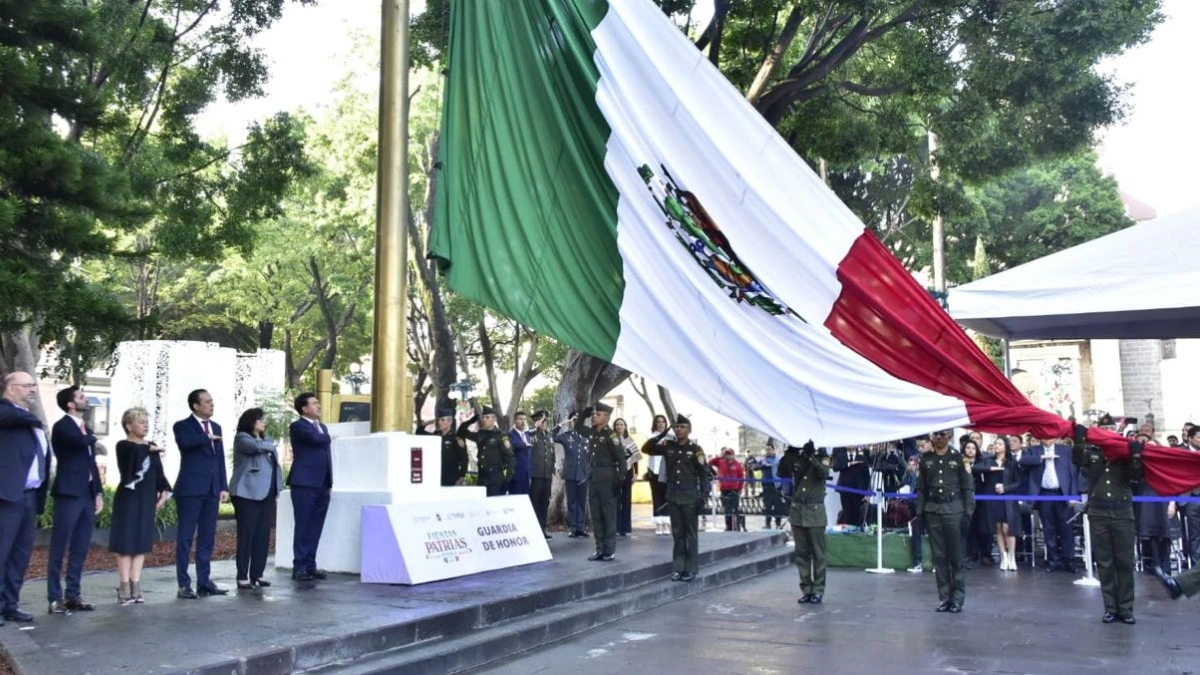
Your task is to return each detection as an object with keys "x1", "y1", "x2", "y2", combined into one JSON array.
[{"x1": 109, "y1": 408, "x2": 172, "y2": 604}]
